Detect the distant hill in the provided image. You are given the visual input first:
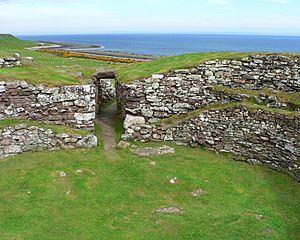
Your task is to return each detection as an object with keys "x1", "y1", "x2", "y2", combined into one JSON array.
[{"x1": 0, "y1": 34, "x2": 21, "y2": 44}]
